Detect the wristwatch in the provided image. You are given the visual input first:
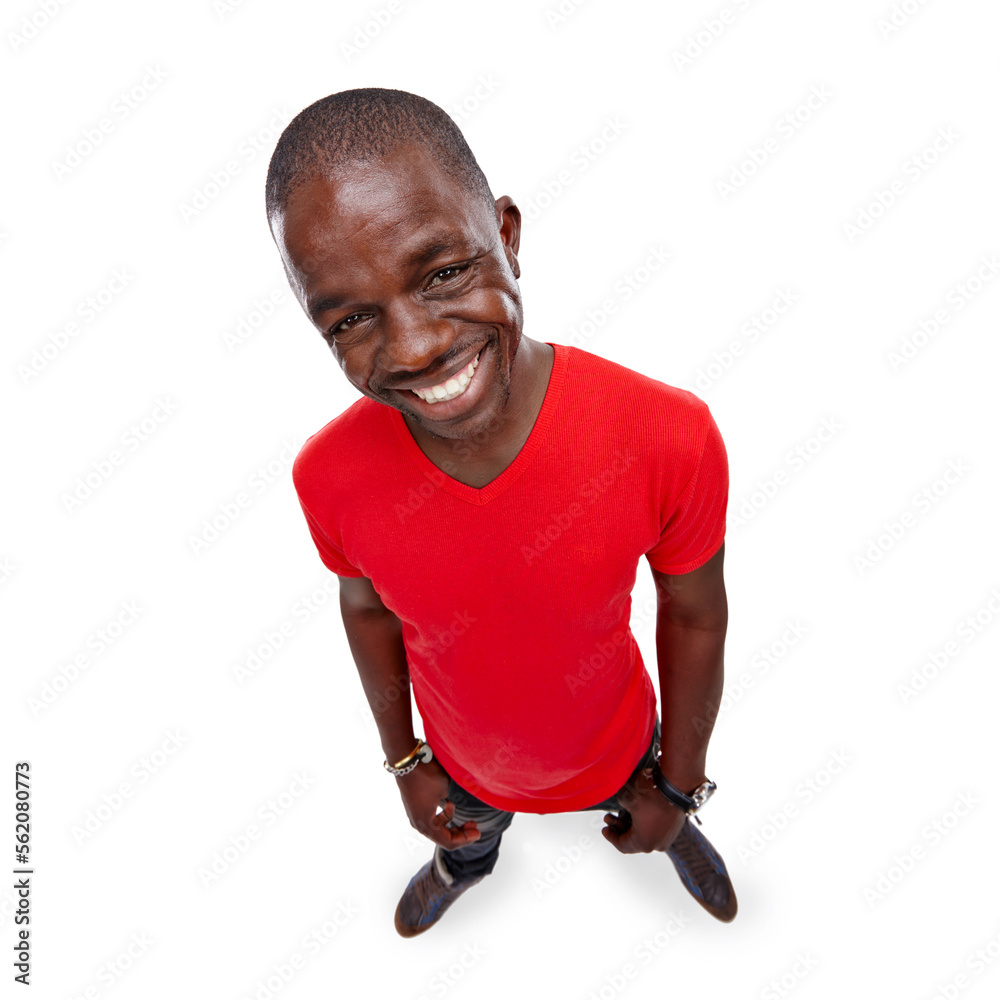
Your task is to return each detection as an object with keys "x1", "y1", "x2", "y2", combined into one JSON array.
[
  {"x1": 650, "y1": 760, "x2": 717, "y2": 825},
  {"x1": 384, "y1": 739, "x2": 434, "y2": 777}
]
